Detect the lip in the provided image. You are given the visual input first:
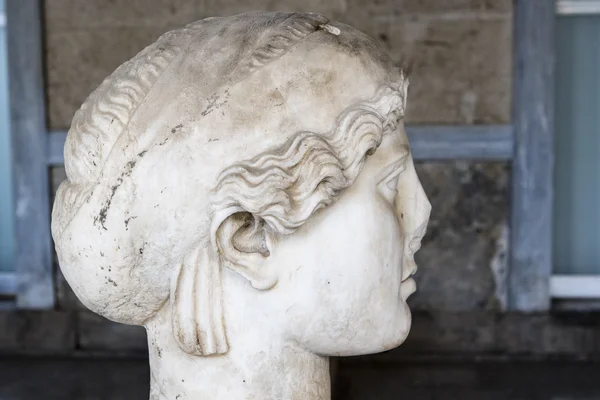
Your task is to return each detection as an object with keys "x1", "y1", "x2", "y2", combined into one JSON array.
[
  {"x1": 401, "y1": 269, "x2": 416, "y2": 282},
  {"x1": 400, "y1": 278, "x2": 416, "y2": 300},
  {"x1": 400, "y1": 262, "x2": 418, "y2": 301},
  {"x1": 401, "y1": 264, "x2": 417, "y2": 282}
]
